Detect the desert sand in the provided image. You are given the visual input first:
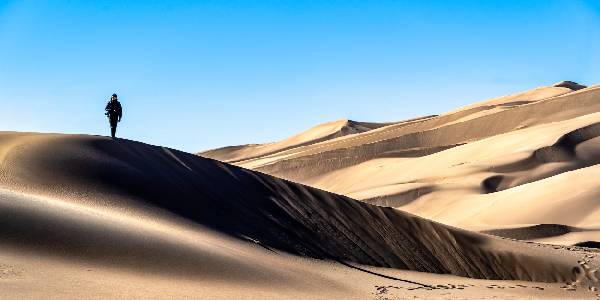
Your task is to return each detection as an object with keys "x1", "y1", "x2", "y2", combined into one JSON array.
[
  {"x1": 202, "y1": 81, "x2": 600, "y2": 247},
  {"x1": 1, "y1": 81, "x2": 600, "y2": 299}
]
